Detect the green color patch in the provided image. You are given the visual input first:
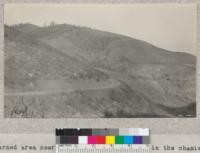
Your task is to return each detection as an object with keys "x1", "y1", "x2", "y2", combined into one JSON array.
[{"x1": 115, "y1": 136, "x2": 124, "y2": 144}]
